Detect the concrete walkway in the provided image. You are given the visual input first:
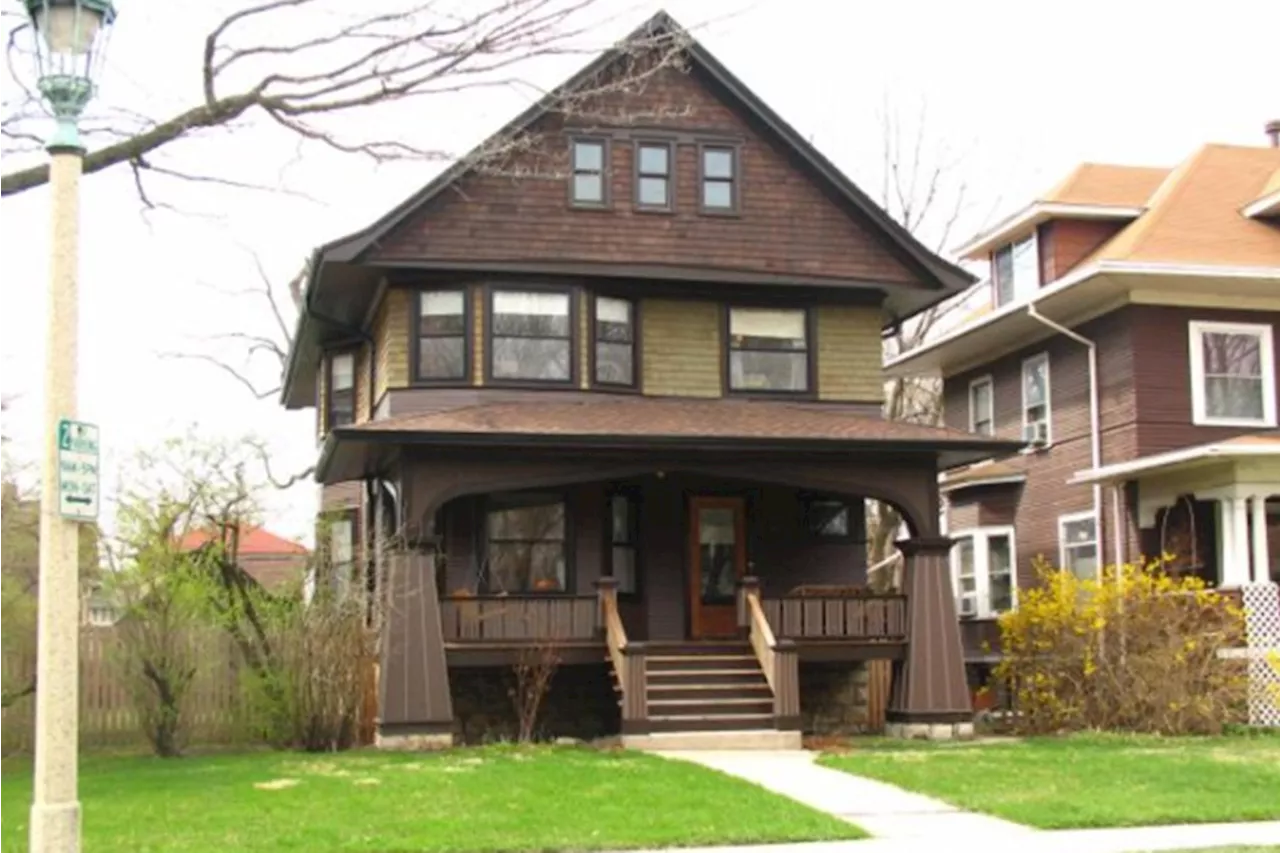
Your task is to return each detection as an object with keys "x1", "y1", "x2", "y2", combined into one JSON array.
[{"x1": 657, "y1": 750, "x2": 1280, "y2": 852}]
